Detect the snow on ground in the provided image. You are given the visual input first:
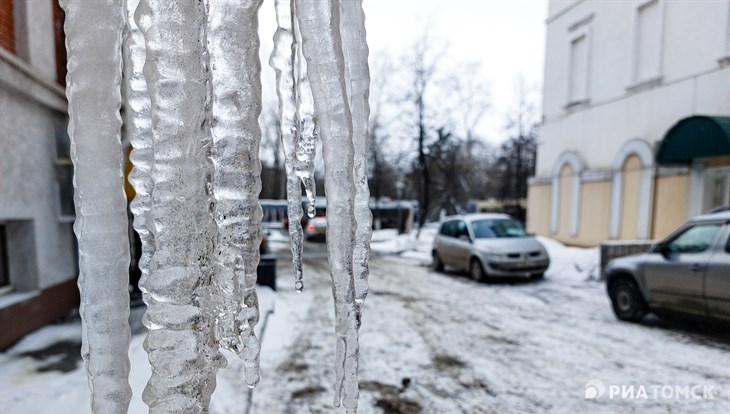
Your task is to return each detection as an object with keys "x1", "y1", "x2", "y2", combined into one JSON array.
[{"x1": 2, "y1": 231, "x2": 729, "y2": 413}]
